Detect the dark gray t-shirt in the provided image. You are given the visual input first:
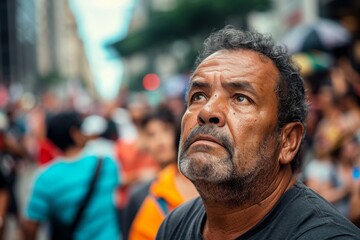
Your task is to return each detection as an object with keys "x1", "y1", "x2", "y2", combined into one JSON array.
[{"x1": 156, "y1": 182, "x2": 360, "y2": 239}]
